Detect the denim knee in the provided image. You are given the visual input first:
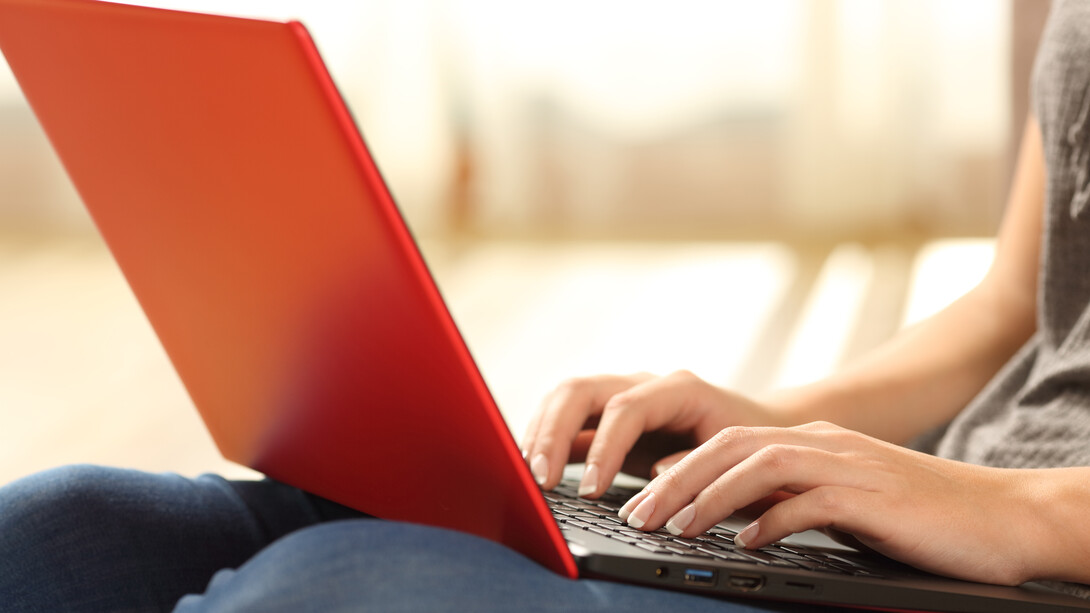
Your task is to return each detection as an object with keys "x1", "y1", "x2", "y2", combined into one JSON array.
[
  {"x1": 0, "y1": 465, "x2": 261, "y2": 612},
  {"x1": 0, "y1": 464, "x2": 136, "y2": 521}
]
